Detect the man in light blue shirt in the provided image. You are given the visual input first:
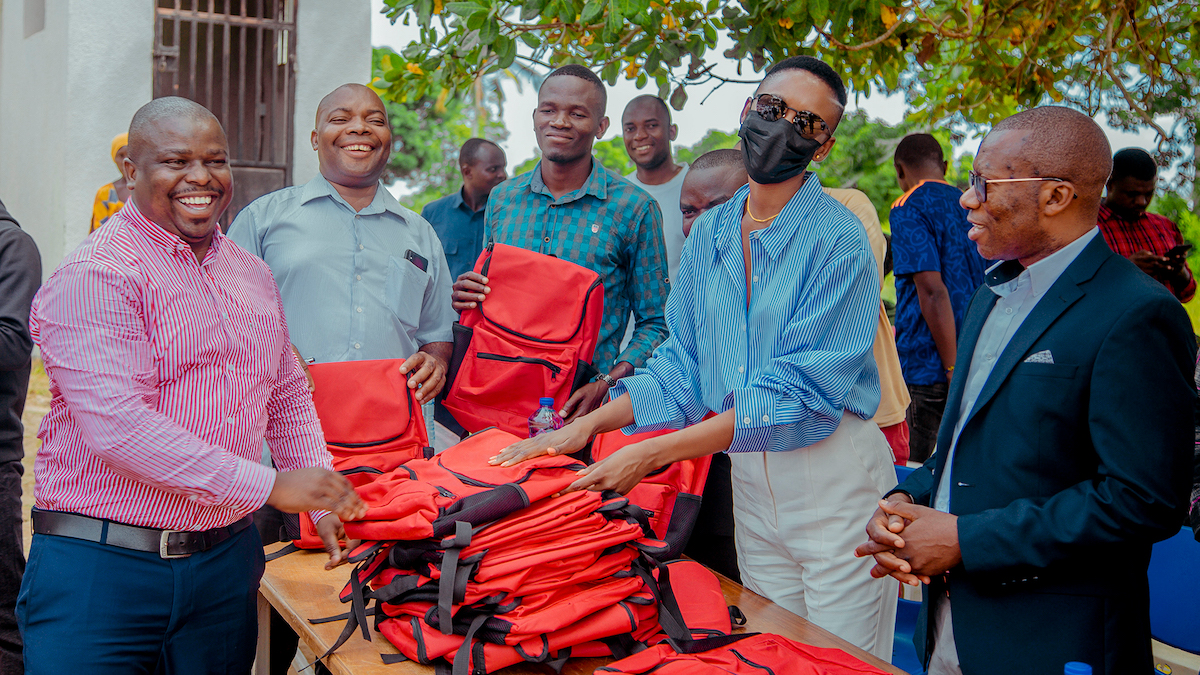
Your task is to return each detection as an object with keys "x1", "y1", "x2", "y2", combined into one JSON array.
[
  {"x1": 230, "y1": 84, "x2": 454, "y2": 387},
  {"x1": 230, "y1": 83, "x2": 455, "y2": 675}
]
